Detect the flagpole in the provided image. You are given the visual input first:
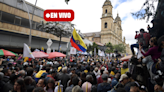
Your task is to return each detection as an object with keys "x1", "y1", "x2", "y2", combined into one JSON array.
[{"x1": 66, "y1": 27, "x2": 75, "y2": 56}]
